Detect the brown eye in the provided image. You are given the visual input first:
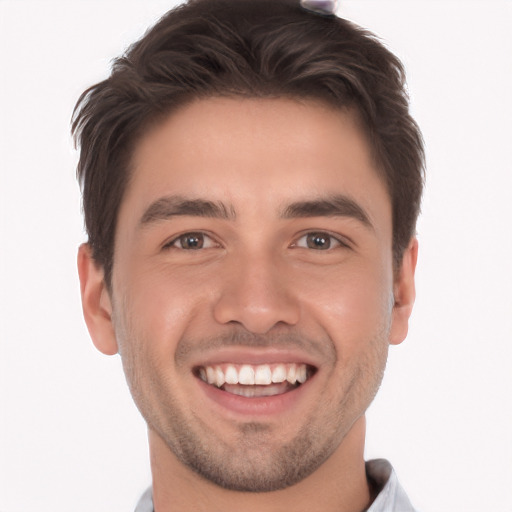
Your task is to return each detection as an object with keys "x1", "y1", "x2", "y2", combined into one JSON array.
[
  {"x1": 306, "y1": 233, "x2": 331, "y2": 250},
  {"x1": 294, "y1": 232, "x2": 345, "y2": 251},
  {"x1": 167, "y1": 232, "x2": 217, "y2": 250},
  {"x1": 178, "y1": 233, "x2": 204, "y2": 249}
]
